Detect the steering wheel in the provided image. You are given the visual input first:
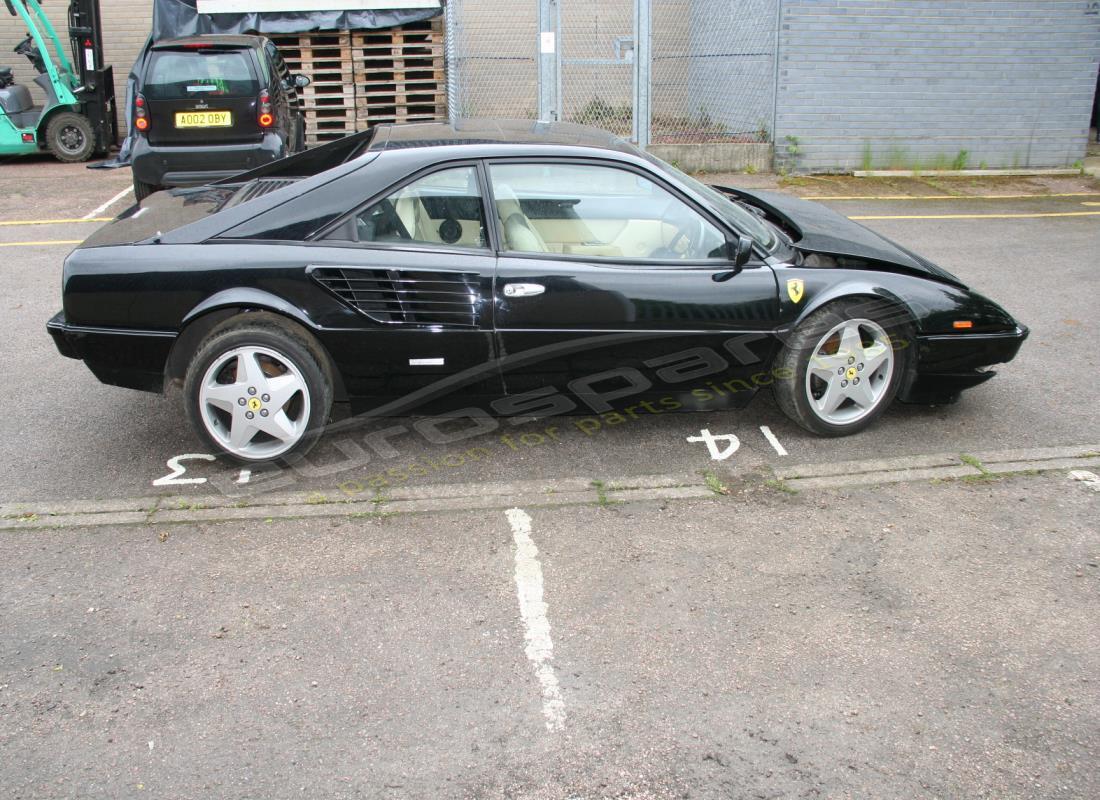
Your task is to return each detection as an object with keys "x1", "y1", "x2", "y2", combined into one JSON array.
[{"x1": 652, "y1": 200, "x2": 704, "y2": 259}]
